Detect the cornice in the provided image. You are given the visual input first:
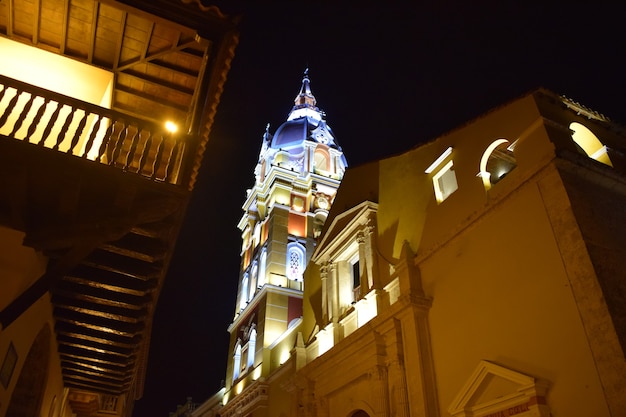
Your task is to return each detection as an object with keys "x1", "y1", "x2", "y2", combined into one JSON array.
[{"x1": 227, "y1": 284, "x2": 303, "y2": 332}]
